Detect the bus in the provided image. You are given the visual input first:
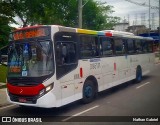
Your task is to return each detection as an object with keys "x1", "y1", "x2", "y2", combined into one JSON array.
[{"x1": 4, "y1": 25, "x2": 155, "y2": 108}]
